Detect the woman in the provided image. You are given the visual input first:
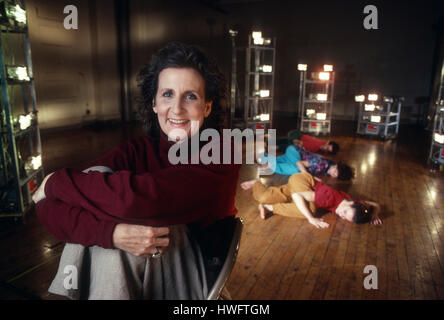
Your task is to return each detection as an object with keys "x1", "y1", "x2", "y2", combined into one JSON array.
[
  {"x1": 241, "y1": 172, "x2": 381, "y2": 229},
  {"x1": 259, "y1": 145, "x2": 353, "y2": 180},
  {"x1": 33, "y1": 43, "x2": 240, "y2": 299}
]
